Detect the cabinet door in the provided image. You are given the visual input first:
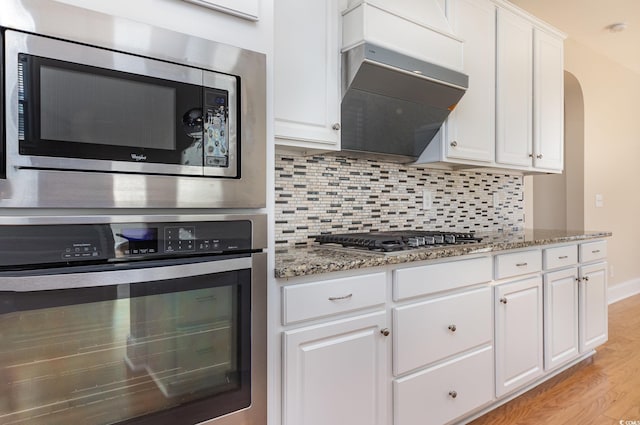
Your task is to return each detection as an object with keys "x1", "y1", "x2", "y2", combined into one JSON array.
[
  {"x1": 445, "y1": 0, "x2": 495, "y2": 163},
  {"x1": 579, "y1": 262, "x2": 608, "y2": 352},
  {"x1": 495, "y1": 7, "x2": 533, "y2": 167},
  {"x1": 283, "y1": 311, "x2": 388, "y2": 425},
  {"x1": 544, "y1": 267, "x2": 579, "y2": 370},
  {"x1": 495, "y1": 275, "x2": 543, "y2": 397},
  {"x1": 533, "y1": 28, "x2": 564, "y2": 171},
  {"x1": 274, "y1": 0, "x2": 341, "y2": 149}
]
